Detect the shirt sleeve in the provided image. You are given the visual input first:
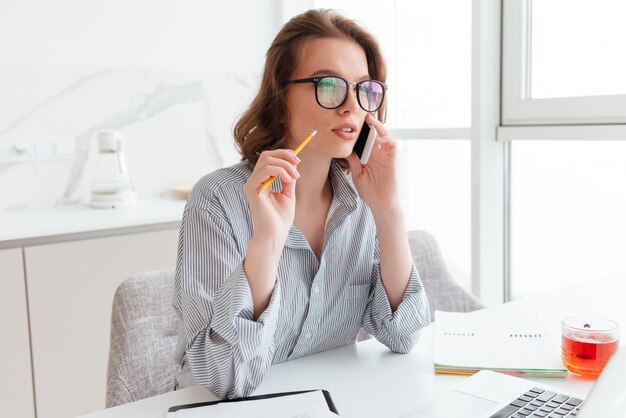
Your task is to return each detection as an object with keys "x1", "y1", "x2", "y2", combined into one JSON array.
[
  {"x1": 173, "y1": 205, "x2": 281, "y2": 399},
  {"x1": 361, "y1": 240, "x2": 431, "y2": 353}
]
